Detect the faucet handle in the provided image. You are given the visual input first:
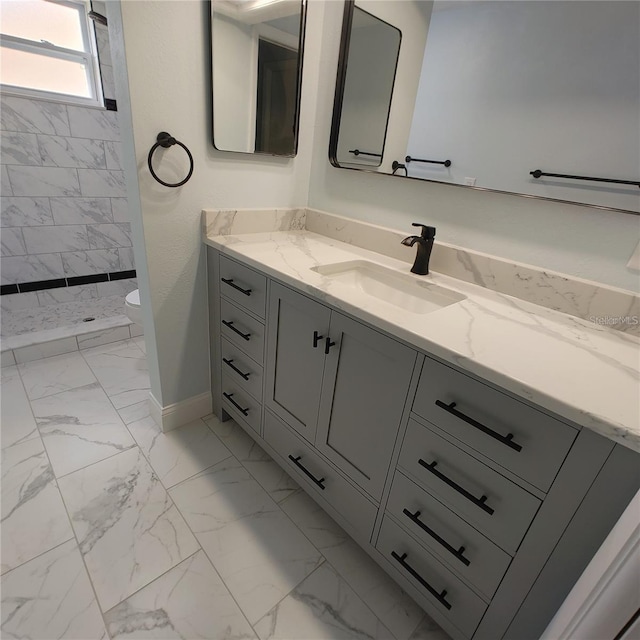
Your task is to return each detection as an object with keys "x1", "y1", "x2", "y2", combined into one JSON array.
[{"x1": 412, "y1": 223, "x2": 436, "y2": 240}]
